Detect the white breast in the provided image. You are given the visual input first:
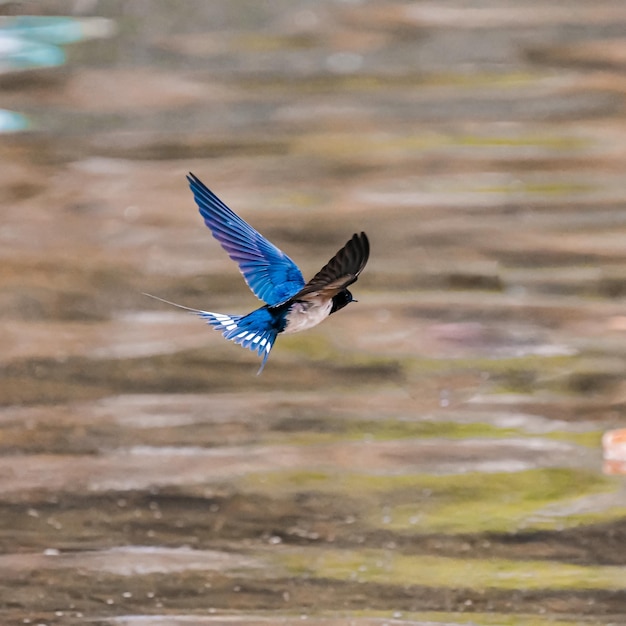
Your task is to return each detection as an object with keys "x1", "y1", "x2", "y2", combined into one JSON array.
[{"x1": 283, "y1": 299, "x2": 333, "y2": 334}]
